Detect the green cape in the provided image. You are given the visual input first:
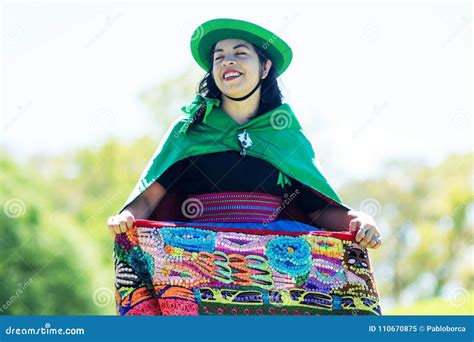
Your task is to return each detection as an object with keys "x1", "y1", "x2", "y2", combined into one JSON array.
[{"x1": 118, "y1": 95, "x2": 352, "y2": 216}]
